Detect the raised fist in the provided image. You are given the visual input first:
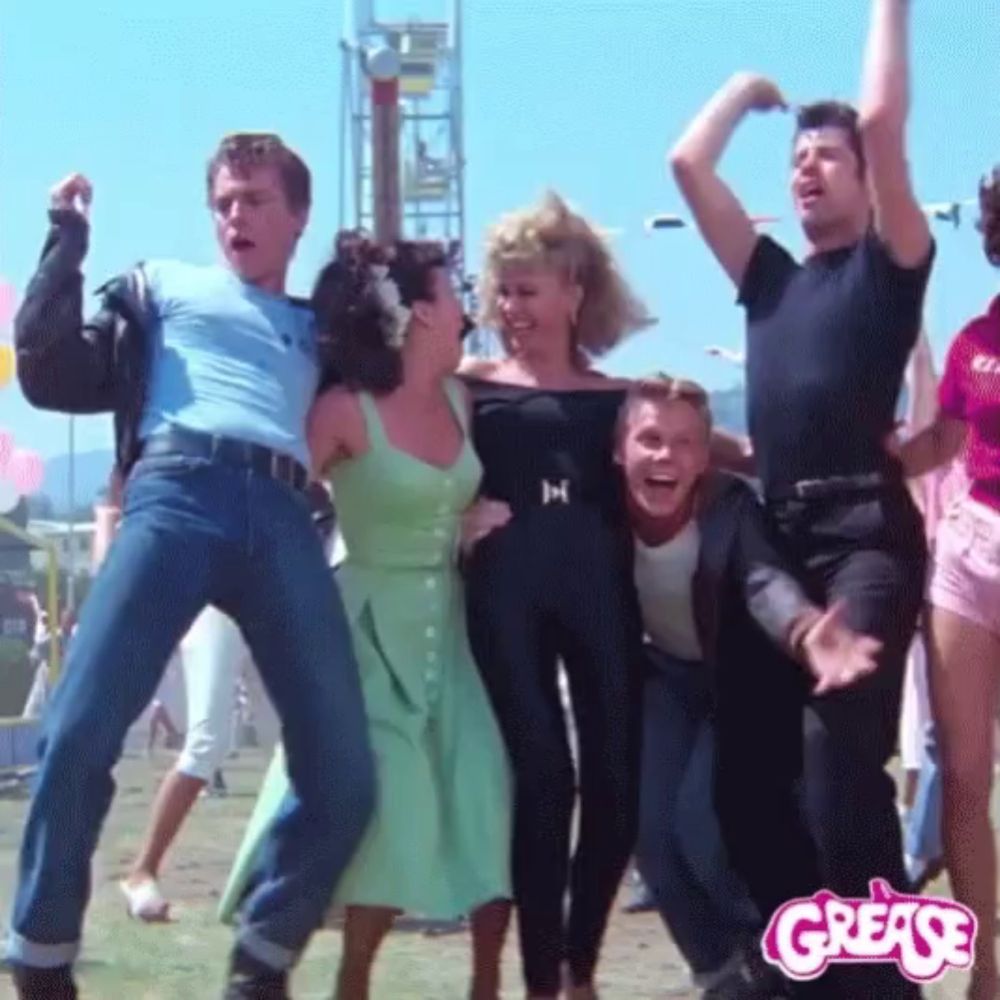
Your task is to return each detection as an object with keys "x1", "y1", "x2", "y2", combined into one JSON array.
[
  {"x1": 49, "y1": 173, "x2": 93, "y2": 218},
  {"x1": 732, "y1": 73, "x2": 788, "y2": 113}
]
